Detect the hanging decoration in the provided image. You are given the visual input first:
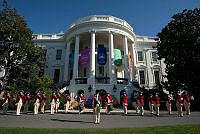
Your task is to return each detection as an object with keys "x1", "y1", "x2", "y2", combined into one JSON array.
[
  {"x1": 70, "y1": 52, "x2": 74, "y2": 69},
  {"x1": 80, "y1": 48, "x2": 89, "y2": 66},
  {"x1": 97, "y1": 47, "x2": 107, "y2": 65},
  {"x1": 114, "y1": 49, "x2": 122, "y2": 67},
  {"x1": 128, "y1": 53, "x2": 131, "y2": 69}
]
